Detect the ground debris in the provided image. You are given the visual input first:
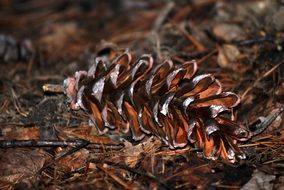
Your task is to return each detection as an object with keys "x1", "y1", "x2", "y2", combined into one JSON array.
[
  {"x1": 241, "y1": 169, "x2": 275, "y2": 190},
  {"x1": 0, "y1": 0, "x2": 284, "y2": 189},
  {"x1": 122, "y1": 136, "x2": 162, "y2": 168}
]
